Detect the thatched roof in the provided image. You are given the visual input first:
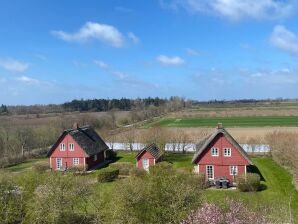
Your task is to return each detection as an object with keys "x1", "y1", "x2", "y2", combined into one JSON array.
[{"x1": 136, "y1": 143, "x2": 162, "y2": 160}]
